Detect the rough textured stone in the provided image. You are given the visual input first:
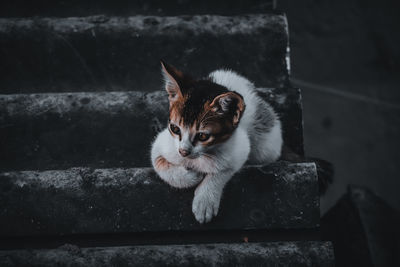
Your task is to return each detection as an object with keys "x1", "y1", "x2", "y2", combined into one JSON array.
[
  {"x1": 0, "y1": 162, "x2": 319, "y2": 236},
  {"x1": 0, "y1": 14, "x2": 289, "y2": 94},
  {"x1": 0, "y1": 241, "x2": 334, "y2": 267},
  {"x1": 0, "y1": 0, "x2": 275, "y2": 17},
  {"x1": 0, "y1": 87, "x2": 303, "y2": 171}
]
